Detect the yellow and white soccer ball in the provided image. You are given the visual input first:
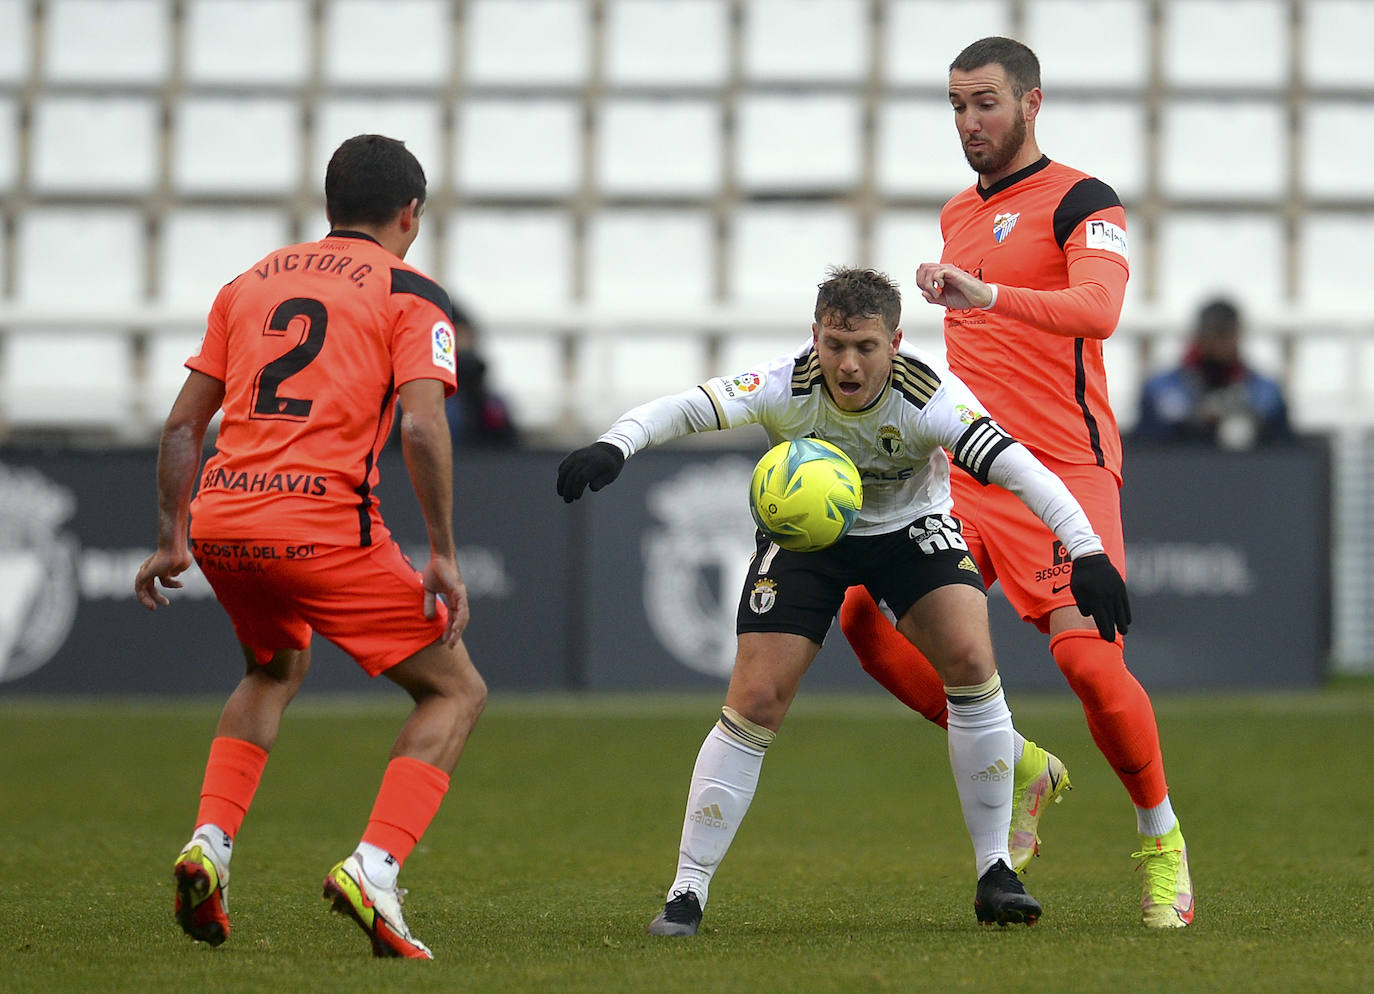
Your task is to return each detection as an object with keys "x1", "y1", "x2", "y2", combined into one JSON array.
[{"x1": 749, "y1": 438, "x2": 863, "y2": 552}]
